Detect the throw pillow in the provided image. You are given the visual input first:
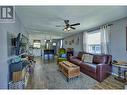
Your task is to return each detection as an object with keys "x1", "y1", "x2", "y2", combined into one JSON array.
[
  {"x1": 81, "y1": 54, "x2": 85, "y2": 61},
  {"x1": 61, "y1": 54, "x2": 66, "y2": 58},
  {"x1": 77, "y1": 52, "x2": 83, "y2": 59},
  {"x1": 84, "y1": 54, "x2": 89, "y2": 62},
  {"x1": 84, "y1": 54, "x2": 93, "y2": 63}
]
